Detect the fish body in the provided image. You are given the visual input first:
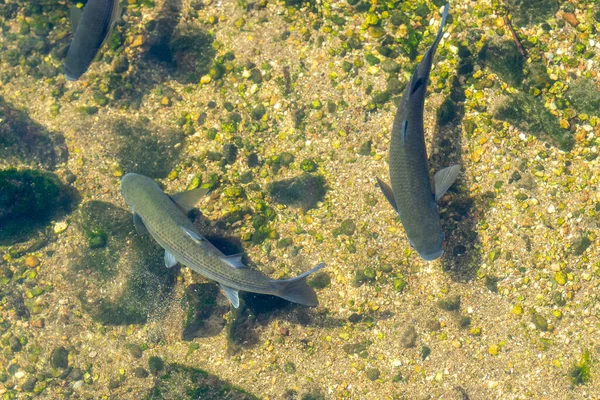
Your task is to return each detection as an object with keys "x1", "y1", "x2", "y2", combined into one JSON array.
[
  {"x1": 120, "y1": 173, "x2": 324, "y2": 308},
  {"x1": 64, "y1": 0, "x2": 121, "y2": 80},
  {"x1": 377, "y1": 3, "x2": 460, "y2": 261}
]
